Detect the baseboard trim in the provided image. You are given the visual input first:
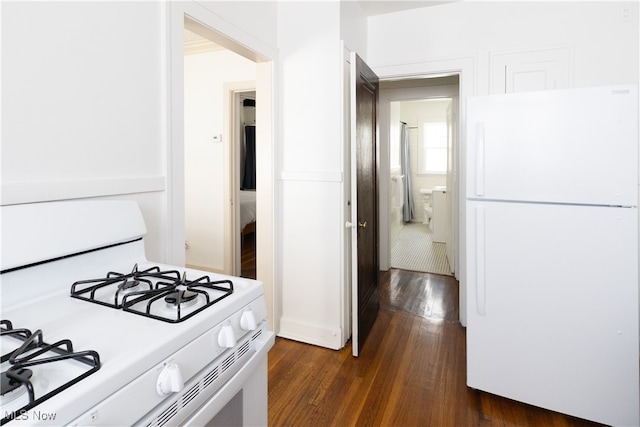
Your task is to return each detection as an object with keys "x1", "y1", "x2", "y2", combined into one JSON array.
[{"x1": 278, "y1": 317, "x2": 344, "y2": 350}]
